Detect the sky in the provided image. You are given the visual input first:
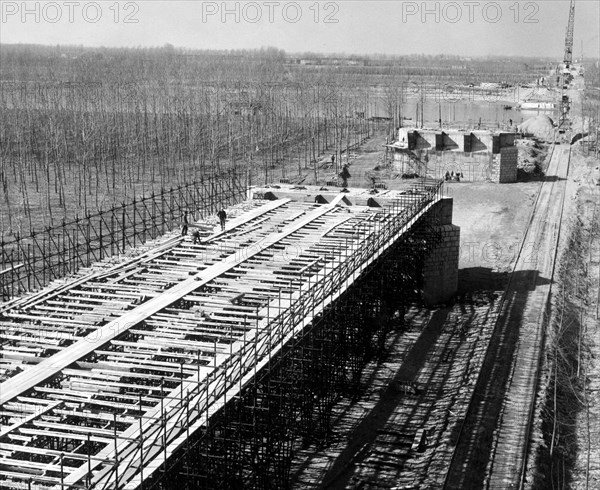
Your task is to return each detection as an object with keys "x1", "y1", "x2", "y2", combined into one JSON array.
[{"x1": 0, "y1": 0, "x2": 599, "y2": 59}]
